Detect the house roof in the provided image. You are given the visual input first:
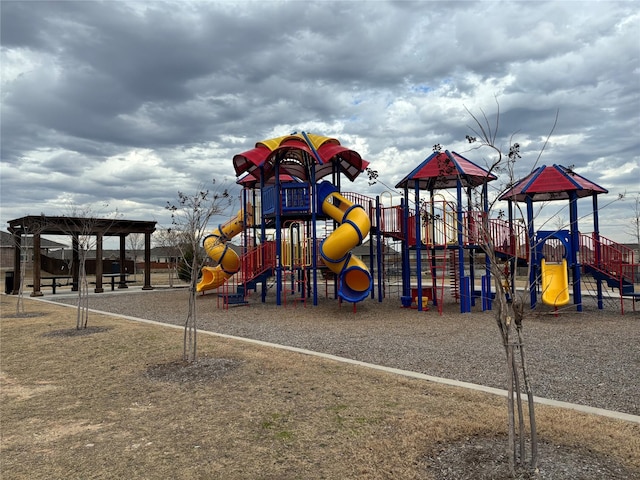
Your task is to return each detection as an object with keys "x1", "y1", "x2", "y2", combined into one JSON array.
[{"x1": 0, "y1": 230, "x2": 68, "y2": 249}]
